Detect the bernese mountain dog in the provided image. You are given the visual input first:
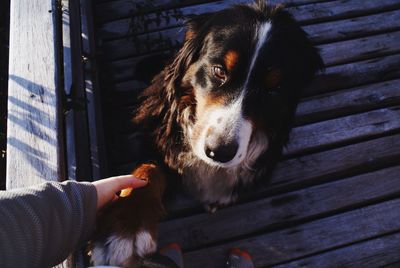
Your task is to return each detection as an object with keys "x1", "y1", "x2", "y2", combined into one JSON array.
[{"x1": 90, "y1": 1, "x2": 323, "y2": 266}]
